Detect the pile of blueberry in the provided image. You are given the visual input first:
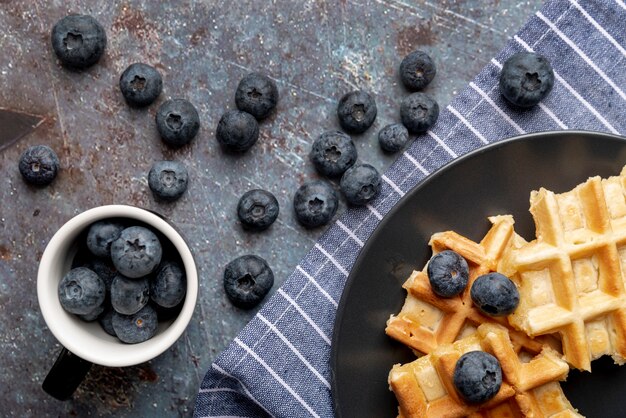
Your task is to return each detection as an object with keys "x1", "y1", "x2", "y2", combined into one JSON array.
[
  {"x1": 58, "y1": 220, "x2": 186, "y2": 344},
  {"x1": 426, "y1": 249, "x2": 519, "y2": 403}
]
